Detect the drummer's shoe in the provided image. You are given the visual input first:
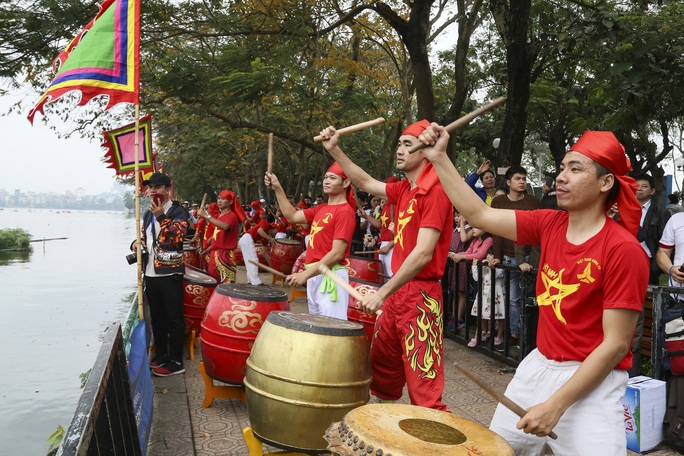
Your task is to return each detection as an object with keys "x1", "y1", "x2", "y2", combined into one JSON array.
[
  {"x1": 152, "y1": 360, "x2": 185, "y2": 377},
  {"x1": 149, "y1": 355, "x2": 169, "y2": 369}
]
